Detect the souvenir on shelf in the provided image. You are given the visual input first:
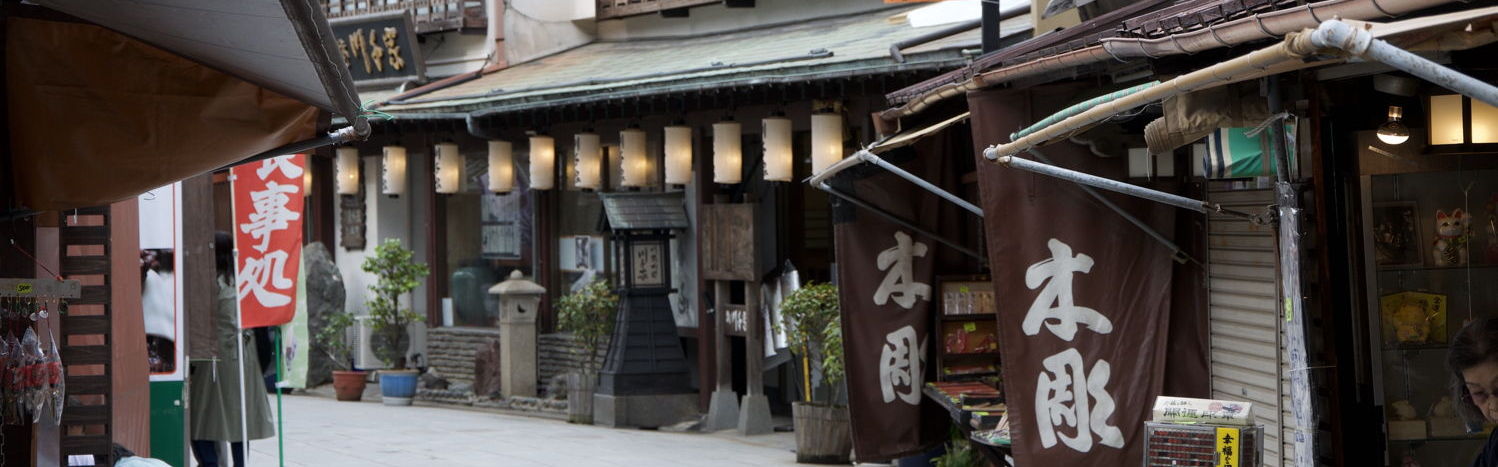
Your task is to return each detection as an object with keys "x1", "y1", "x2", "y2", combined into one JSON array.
[
  {"x1": 1429, "y1": 396, "x2": 1468, "y2": 438},
  {"x1": 1389, "y1": 399, "x2": 1428, "y2": 440},
  {"x1": 1373, "y1": 202, "x2": 1423, "y2": 267},
  {"x1": 1379, "y1": 291, "x2": 1449, "y2": 346},
  {"x1": 1432, "y1": 208, "x2": 1472, "y2": 267},
  {"x1": 940, "y1": 280, "x2": 995, "y2": 316},
  {"x1": 942, "y1": 321, "x2": 999, "y2": 354}
]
